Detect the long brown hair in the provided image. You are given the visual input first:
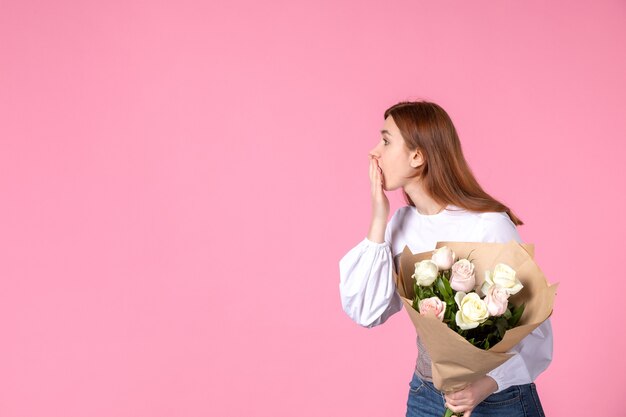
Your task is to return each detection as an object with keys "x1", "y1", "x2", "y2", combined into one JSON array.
[{"x1": 384, "y1": 101, "x2": 523, "y2": 226}]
